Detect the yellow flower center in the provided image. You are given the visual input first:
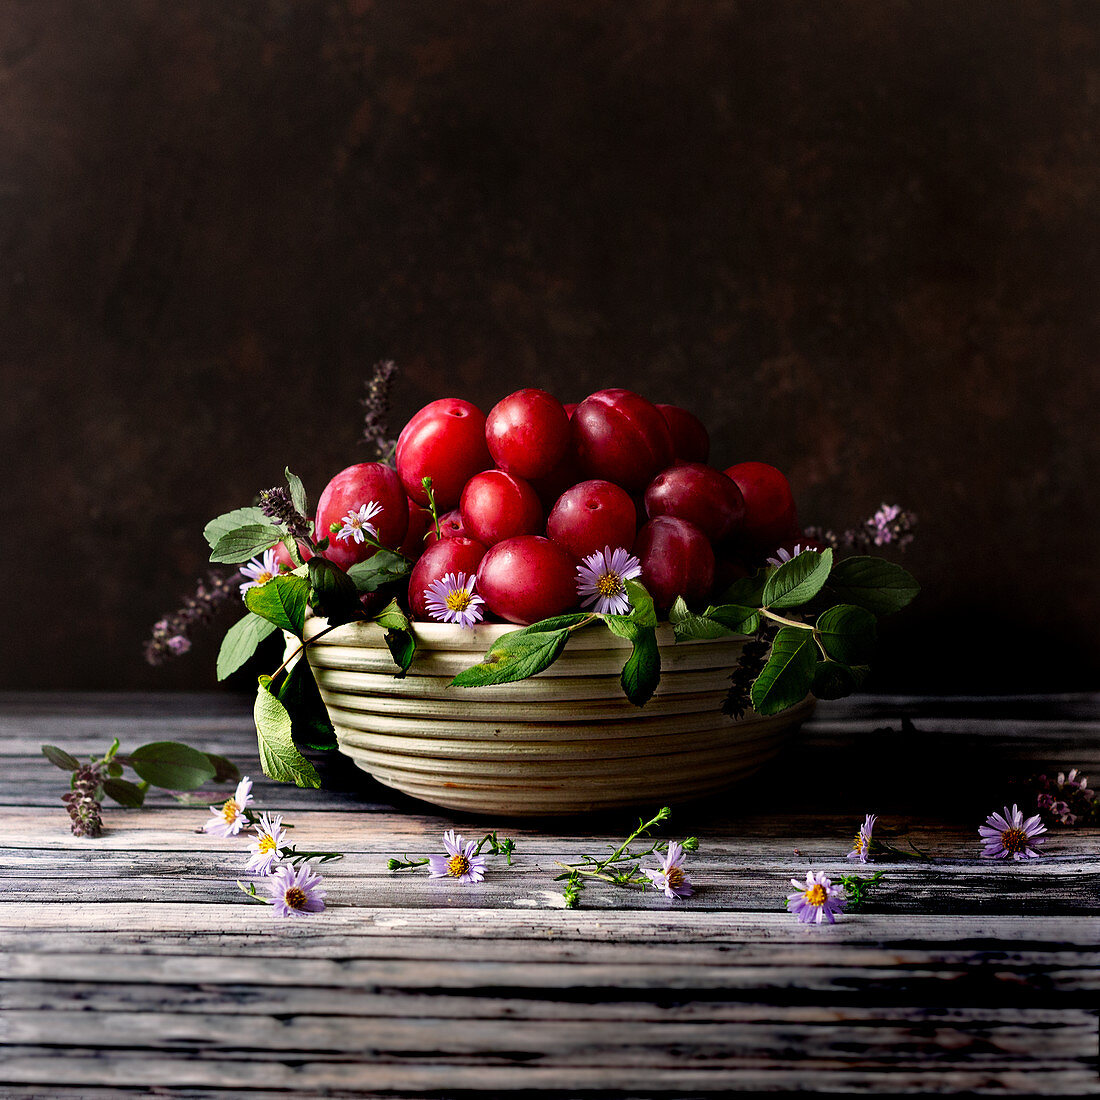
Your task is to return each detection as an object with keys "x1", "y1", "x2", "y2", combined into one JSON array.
[
  {"x1": 595, "y1": 571, "x2": 623, "y2": 597},
  {"x1": 446, "y1": 589, "x2": 473, "y2": 612},
  {"x1": 258, "y1": 835, "x2": 278, "y2": 854},
  {"x1": 448, "y1": 853, "x2": 471, "y2": 877},
  {"x1": 255, "y1": 571, "x2": 274, "y2": 585},
  {"x1": 665, "y1": 866, "x2": 685, "y2": 889},
  {"x1": 1001, "y1": 827, "x2": 1027, "y2": 853},
  {"x1": 803, "y1": 884, "x2": 827, "y2": 906},
  {"x1": 284, "y1": 886, "x2": 308, "y2": 910},
  {"x1": 852, "y1": 834, "x2": 866, "y2": 854},
  {"x1": 221, "y1": 798, "x2": 239, "y2": 823}
]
